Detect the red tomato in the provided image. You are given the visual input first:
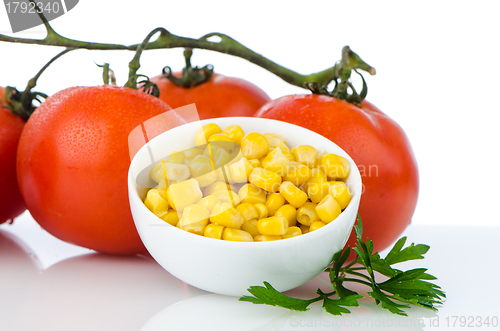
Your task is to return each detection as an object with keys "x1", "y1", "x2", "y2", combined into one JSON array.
[
  {"x1": 255, "y1": 94, "x2": 418, "y2": 252},
  {"x1": 0, "y1": 87, "x2": 26, "y2": 225},
  {"x1": 16, "y1": 85, "x2": 180, "y2": 255},
  {"x1": 150, "y1": 73, "x2": 271, "y2": 119}
]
